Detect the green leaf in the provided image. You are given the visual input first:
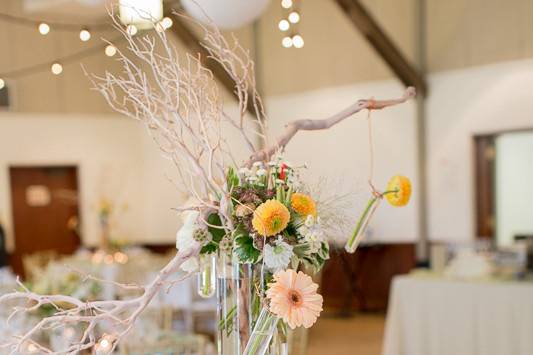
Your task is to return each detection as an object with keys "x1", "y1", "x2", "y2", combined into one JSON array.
[
  {"x1": 227, "y1": 167, "x2": 240, "y2": 192},
  {"x1": 234, "y1": 232, "x2": 261, "y2": 264},
  {"x1": 207, "y1": 213, "x2": 225, "y2": 242},
  {"x1": 201, "y1": 242, "x2": 218, "y2": 254}
]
